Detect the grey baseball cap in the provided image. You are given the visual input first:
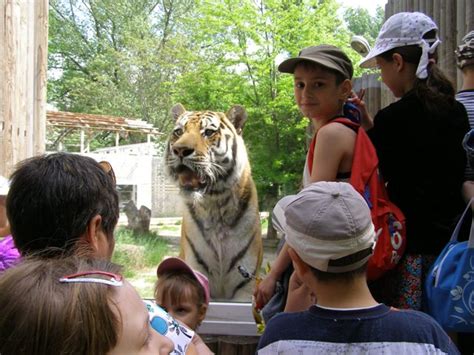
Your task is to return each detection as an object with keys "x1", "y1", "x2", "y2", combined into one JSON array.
[
  {"x1": 281, "y1": 181, "x2": 375, "y2": 273},
  {"x1": 278, "y1": 45, "x2": 353, "y2": 79}
]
